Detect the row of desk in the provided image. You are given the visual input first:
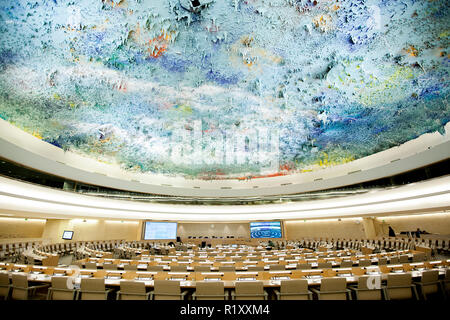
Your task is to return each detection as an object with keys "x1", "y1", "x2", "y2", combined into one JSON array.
[
  {"x1": 81, "y1": 247, "x2": 411, "y2": 260},
  {"x1": 77, "y1": 250, "x2": 419, "y2": 270},
  {"x1": 1, "y1": 260, "x2": 448, "y2": 289}
]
